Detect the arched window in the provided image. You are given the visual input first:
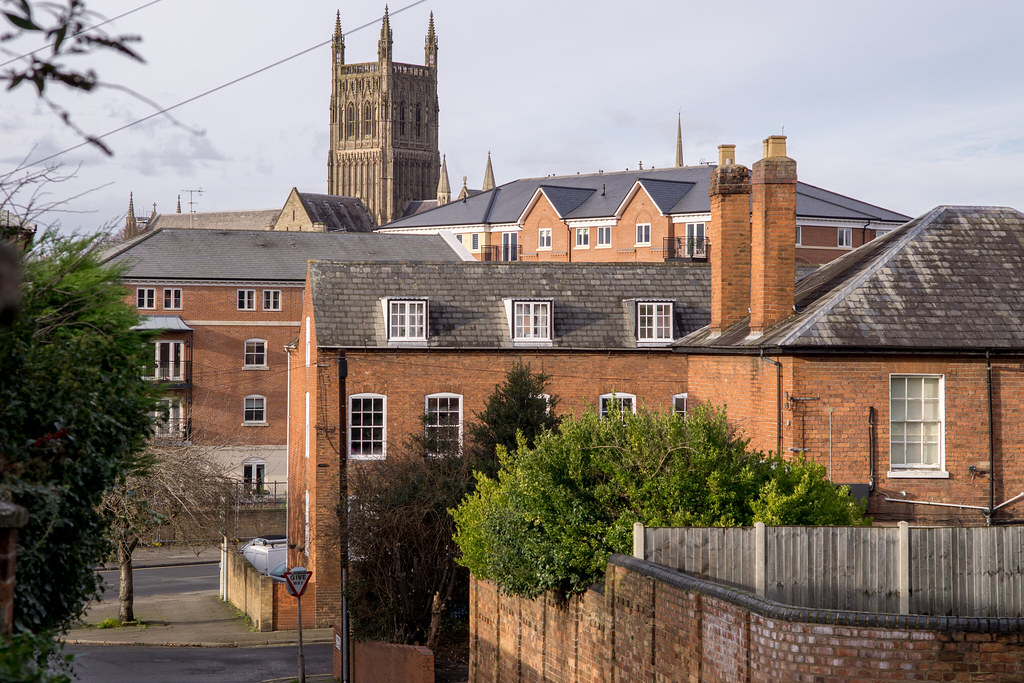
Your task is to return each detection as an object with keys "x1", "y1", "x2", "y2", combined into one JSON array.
[
  {"x1": 363, "y1": 102, "x2": 371, "y2": 138},
  {"x1": 346, "y1": 103, "x2": 355, "y2": 138},
  {"x1": 416, "y1": 104, "x2": 422, "y2": 138},
  {"x1": 399, "y1": 101, "x2": 406, "y2": 136}
]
